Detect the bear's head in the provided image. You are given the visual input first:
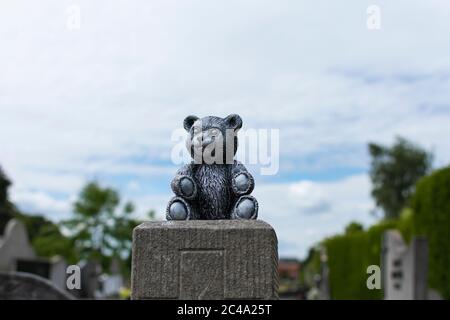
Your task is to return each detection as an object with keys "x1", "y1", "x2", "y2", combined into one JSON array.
[{"x1": 183, "y1": 114, "x2": 242, "y2": 164}]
